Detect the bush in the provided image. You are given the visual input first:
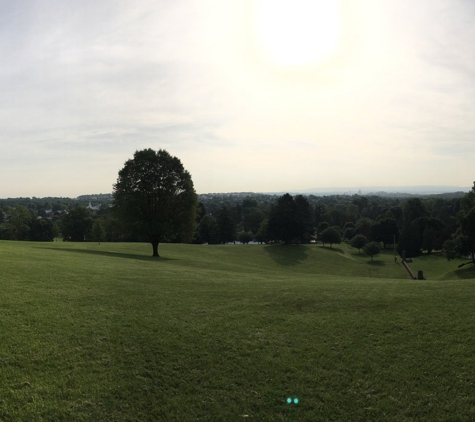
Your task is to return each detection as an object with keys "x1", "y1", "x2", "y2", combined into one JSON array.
[
  {"x1": 364, "y1": 241, "x2": 381, "y2": 261},
  {"x1": 238, "y1": 231, "x2": 254, "y2": 244},
  {"x1": 320, "y1": 227, "x2": 341, "y2": 247},
  {"x1": 350, "y1": 234, "x2": 368, "y2": 253}
]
